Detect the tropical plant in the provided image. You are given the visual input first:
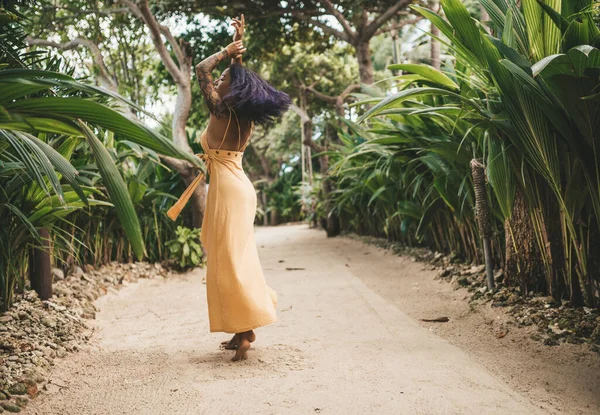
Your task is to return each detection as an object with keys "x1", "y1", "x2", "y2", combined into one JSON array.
[
  {"x1": 165, "y1": 225, "x2": 205, "y2": 269},
  {"x1": 0, "y1": 3, "x2": 200, "y2": 310},
  {"x1": 337, "y1": 0, "x2": 600, "y2": 307}
]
